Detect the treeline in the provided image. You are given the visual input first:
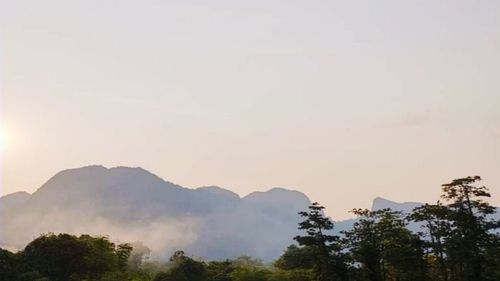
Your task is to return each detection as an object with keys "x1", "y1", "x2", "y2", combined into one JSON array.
[
  {"x1": 1, "y1": 176, "x2": 500, "y2": 281},
  {"x1": 3, "y1": 235, "x2": 309, "y2": 281}
]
